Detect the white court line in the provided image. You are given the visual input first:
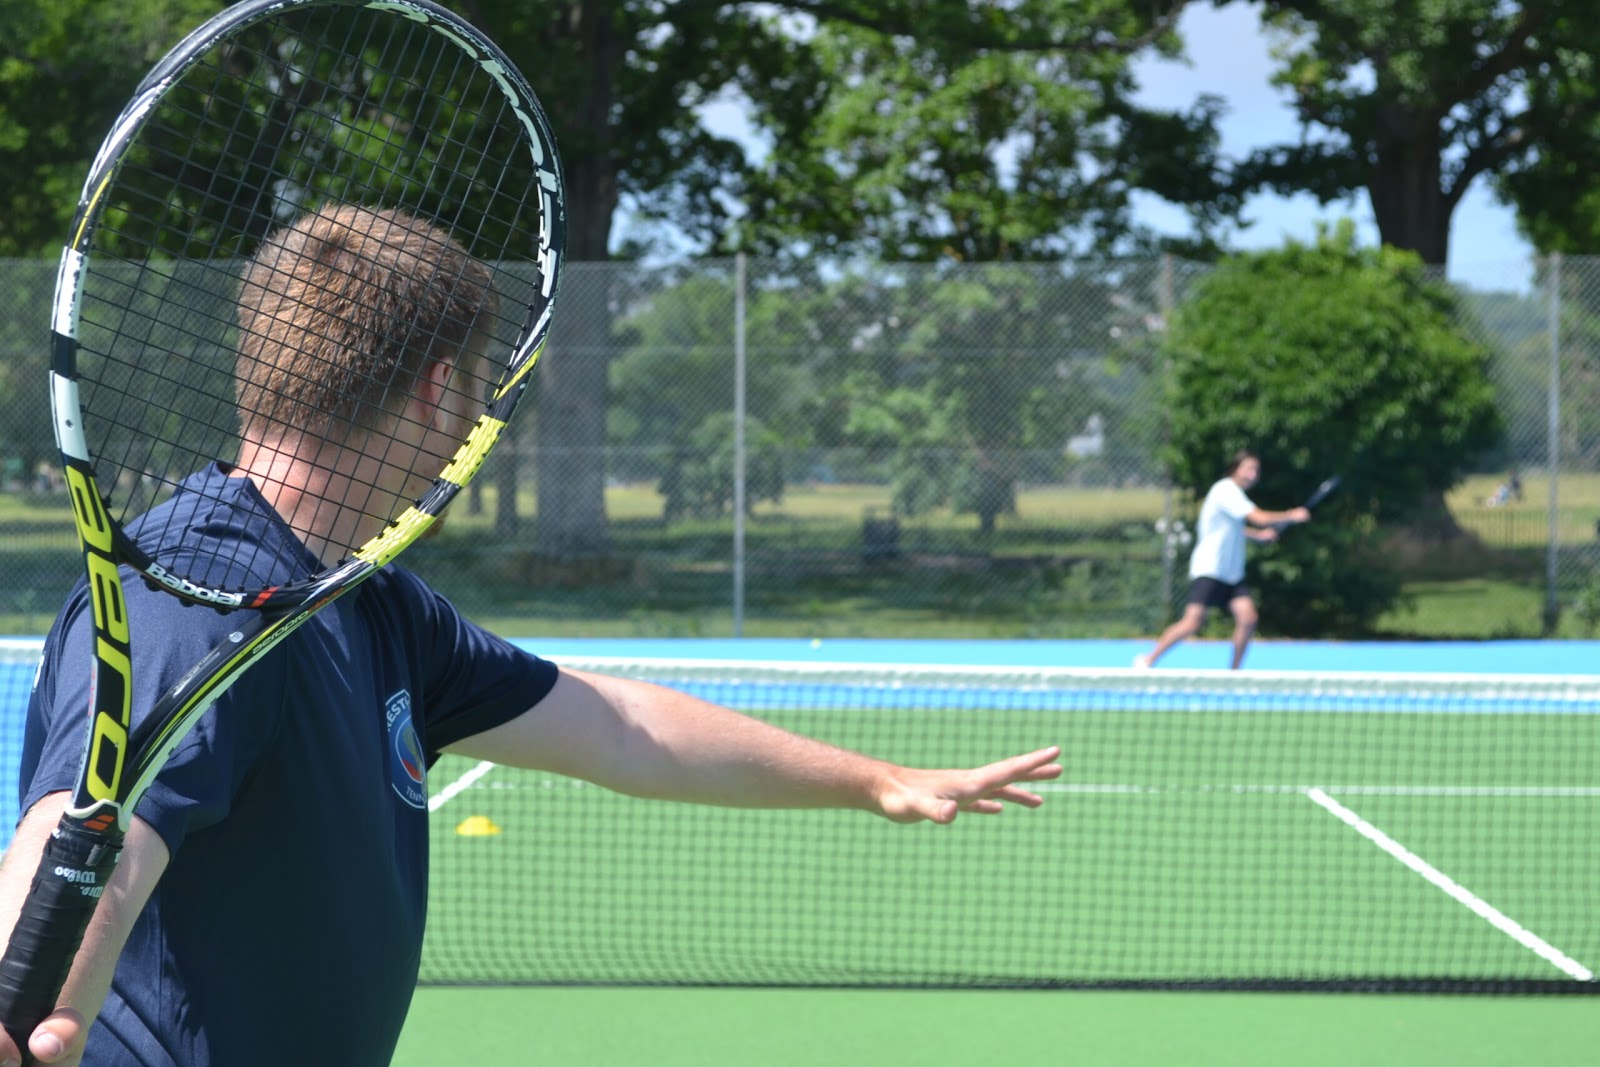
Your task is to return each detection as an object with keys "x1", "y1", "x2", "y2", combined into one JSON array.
[
  {"x1": 1038, "y1": 783, "x2": 1600, "y2": 797},
  {"x1": 428, "y1": 760, "x2": 496, "y2": 812},
  {"x1": 428, "y1": 767, "x2": 1595, "y2": 980},
  {"x1": 432, "y1": 777, "x2": 1600, "y2": 799},
  {"x1": 1305, "y1": 787, "x2": 1594, "y2": 982},
  {"x1": 1307, "y1": 785, "x2": 1600, "y2": 797}
]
